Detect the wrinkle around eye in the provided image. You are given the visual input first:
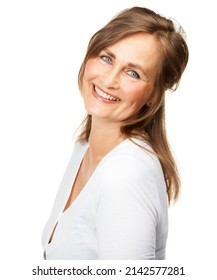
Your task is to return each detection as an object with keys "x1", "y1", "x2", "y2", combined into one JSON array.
[
  {"x1": 127, "y1": 70, "x2": 140, "y2": 79},
  {"x1": 100, "y1": 55, "x2": 112, "y2": 64}
]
